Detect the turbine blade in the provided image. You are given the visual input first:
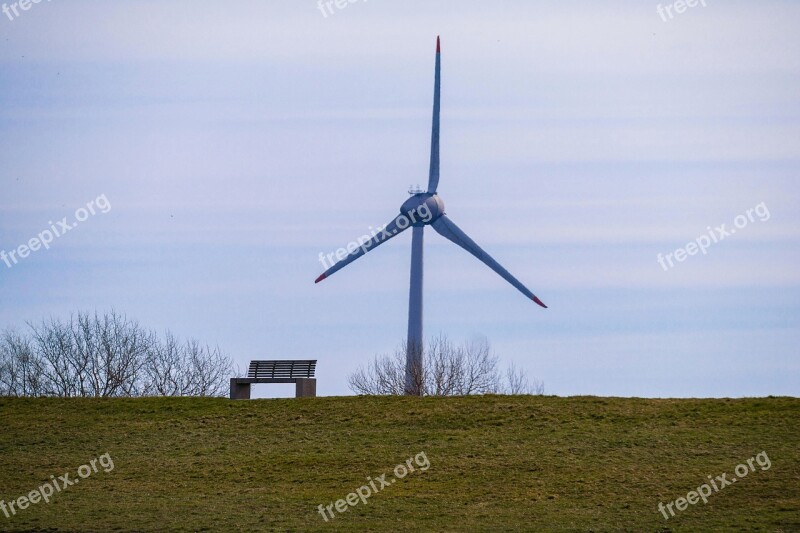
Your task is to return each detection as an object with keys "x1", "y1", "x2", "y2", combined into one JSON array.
[
  {"x1": 426, "y1": 36, "x2": 441, "y2": 194},
  {"x1": 431, "y1": 215, "x2": 547, "y2": 308},
  {"x1": 315, "y1": 214, "x2": 411, "y2": 283}
]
